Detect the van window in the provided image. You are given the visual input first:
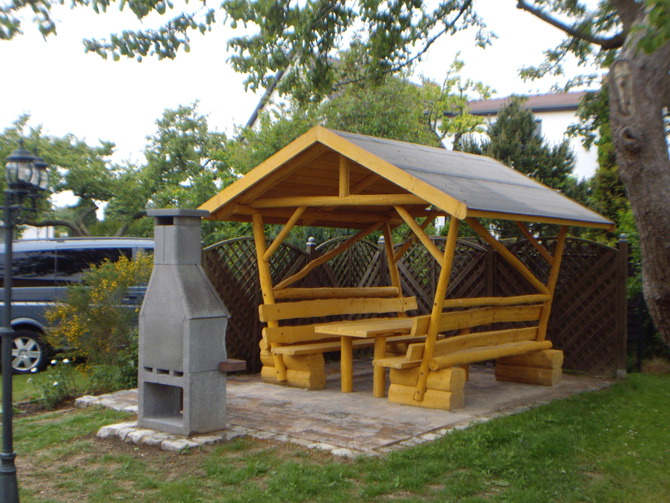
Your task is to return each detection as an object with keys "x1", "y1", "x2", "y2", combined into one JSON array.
[
  {"x1": 0, "y1": 243, "x2": 152, "y2": 288},
  {"x1": 55, "y1": 248, "x2": 133, "y2": 283},
  {"x1": 0, "y1": 250, "x2": 58, "y2": 287}
]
